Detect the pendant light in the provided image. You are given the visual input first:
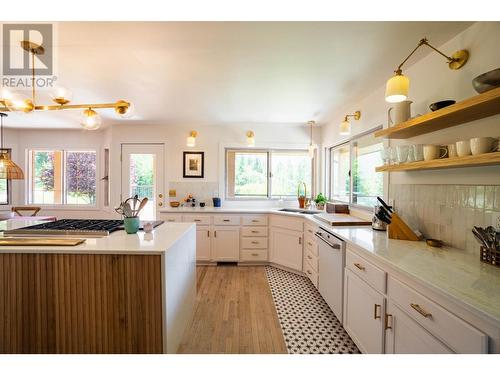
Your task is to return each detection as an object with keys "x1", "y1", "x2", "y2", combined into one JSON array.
[
  {"x1": 307, "y1": 121, "x2": 316, "y2": 158},
  {"x1": 385, "y1": 38, "x2": 469, "y2": 103},
  {"x1": 246, "y1": 131, "x2": 255, "y2": 147},
  {"x1": 0, "y1": 113, "x2": 24, "y2": 179},
  {"x1": 340, "y1": 111, "x2": 361, "y2": 136}
]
